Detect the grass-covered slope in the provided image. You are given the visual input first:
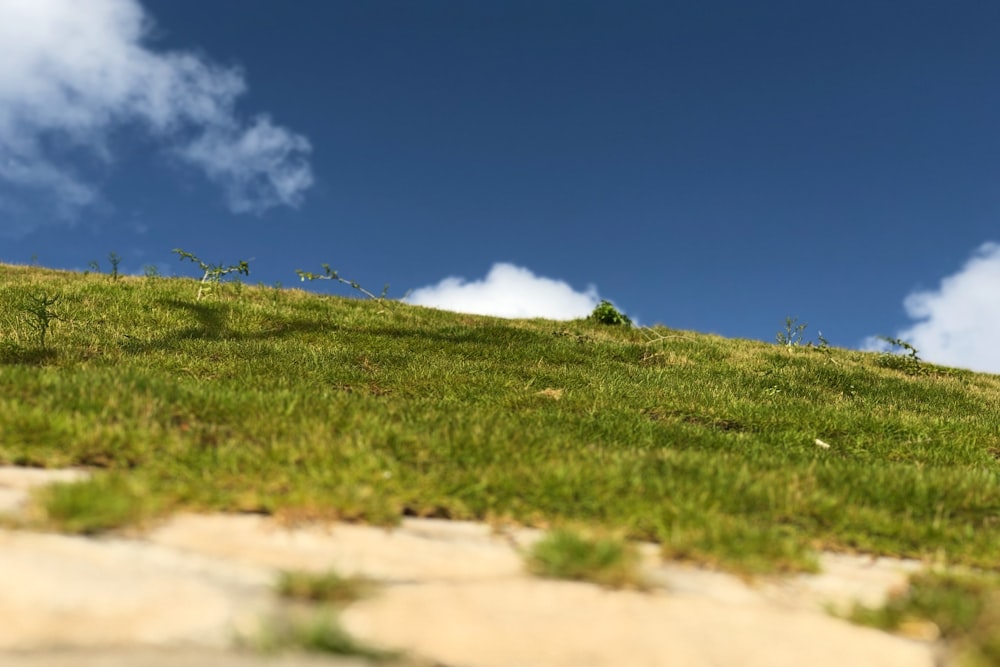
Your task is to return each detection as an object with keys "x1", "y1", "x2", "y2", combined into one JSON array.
[{"x1": 2, "y1": 262, "x2": 999, "y2": 574}]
